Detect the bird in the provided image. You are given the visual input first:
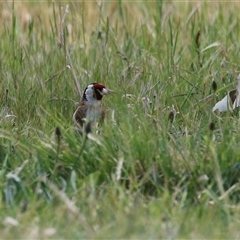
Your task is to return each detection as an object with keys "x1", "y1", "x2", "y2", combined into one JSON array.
[
  {"x1": 72, "y1": 83, "x2": 113, "y2": 132},
  {"x1": 212, "y1": 74, "x2": 240, "y2": 112}
]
